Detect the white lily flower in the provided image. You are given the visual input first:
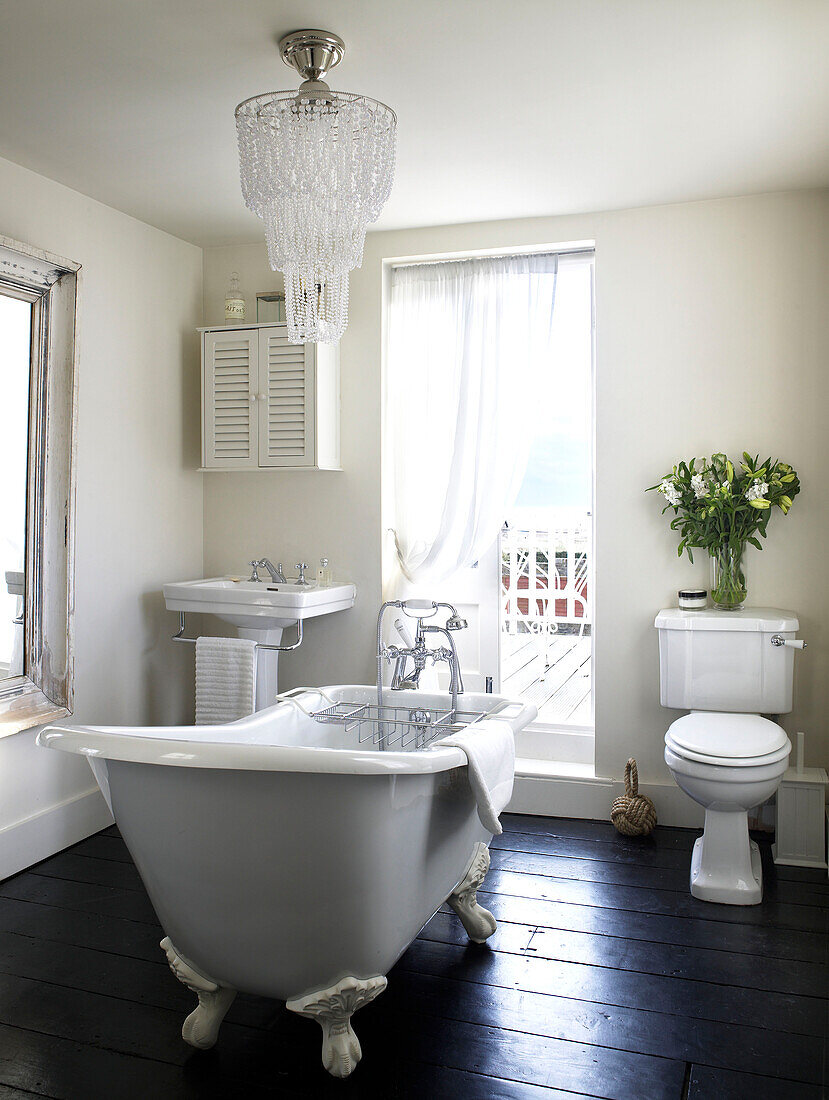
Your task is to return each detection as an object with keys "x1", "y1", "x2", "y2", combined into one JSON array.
[
  {"x1": 690, "y1": 473, "x2": 709, "y2": 499},
  {"x1": 659, "y1": 479, "x2": 682, "y2": 506},
  {"x1": 746, "y1": 479, "x2": 769, "y2": 501}
]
